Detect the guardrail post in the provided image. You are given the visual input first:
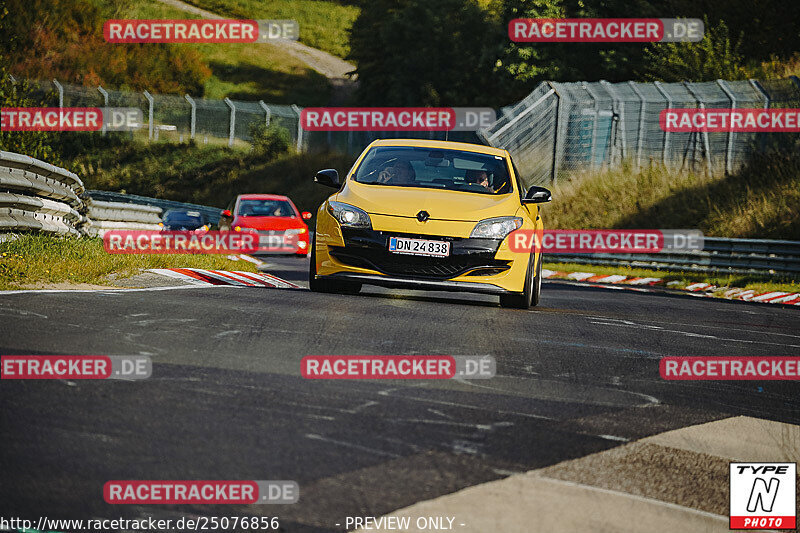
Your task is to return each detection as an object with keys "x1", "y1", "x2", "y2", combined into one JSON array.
[
  {"x1": 716, "y1": 80, "x2": 736, "y2": 175},
  {"x1": 291, "y1": 104, "x2": 304, "y2": 152},
  {"x1": 184, "y1": 95, "x2": 196, "y2": 140},
  {"x1": 98, "y1": 86, "x2": 109, "y2": 136},
  {"x1": 143, "y1": 90, "x2": 154, "y2": 140},
  {"x1": 628, "y1": 82, "x2": 646, "y2": 169},
  {"x1": 653, "y1": 81, "x2": 672, "y2": 170},
  {"x1": 547, "y1": 82, "x2": 564, "y2": 184},
  {"x1": 684, "y1": 82, "x2": 712, "y2": 175},
  {"x1": 258, "y1": 100, "x2": 271, "y2": 127},
  {"x1": 53, "y1": 79, "x2": 64, "y2": 108},
  {"x1": 224, "y1": 97, "x2": 235, "y2": 147}
]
